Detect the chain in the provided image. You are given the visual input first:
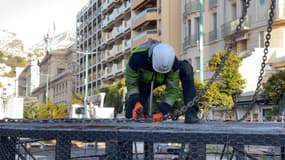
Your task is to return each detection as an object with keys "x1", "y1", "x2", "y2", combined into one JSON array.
[
  {"x1": 238, "y1": 0, "x2": 275, "y2": 121},
  {"x1": 164, "y1": 0, "x2": 251, "y2": 120}
]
